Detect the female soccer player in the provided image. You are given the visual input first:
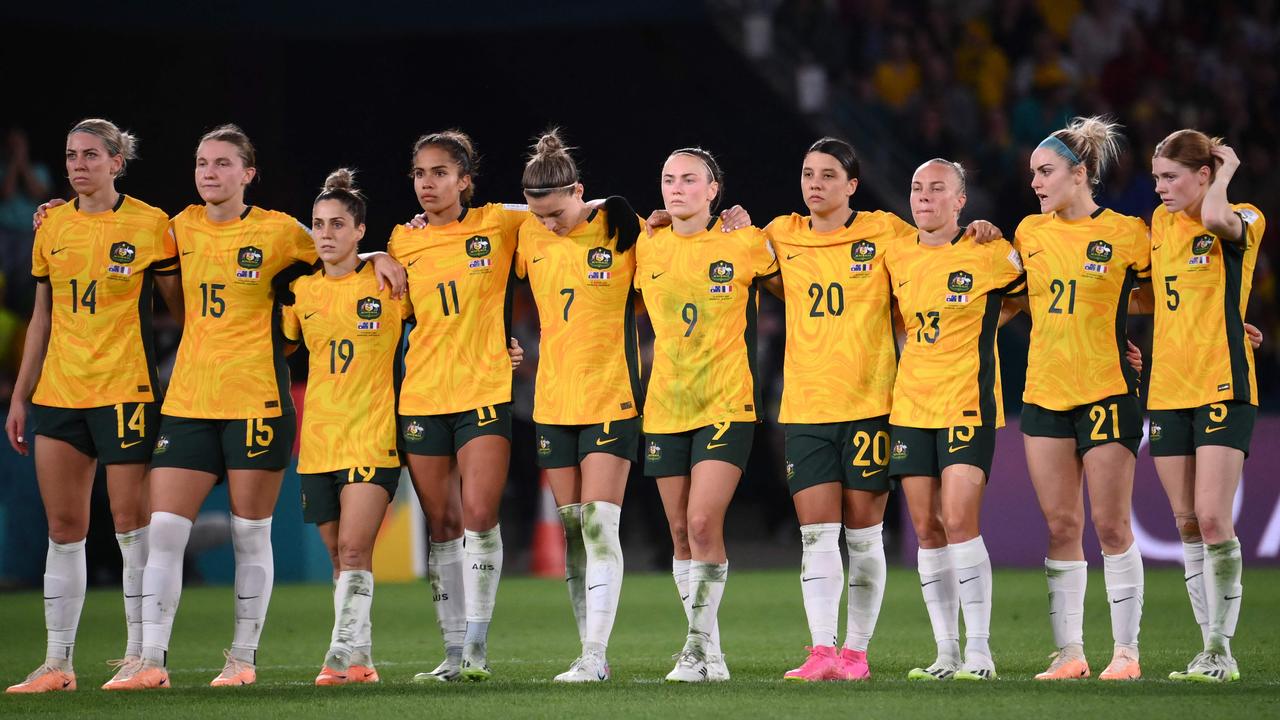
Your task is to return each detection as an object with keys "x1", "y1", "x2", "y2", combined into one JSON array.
[
  {"x1": 1008, "y1": 117, "x2": 1150, "y2": 681},
  {"x1": 5, "y1": 119, "x2": 181, "y2": 694},
  {"x1": 885, "y1": 158, "x2": 1026, "y2": 682},
  {"x1": 1143, "y1": 131, "x2": 1264, "y2": 683},
  {"x1": 514, "y1": 130, "x2": 641, "y2": 682},
  {"x1": 637, "y1": 147, "x2": 779, "y2": 683},
  {"x1": 391, "y1": 130, "x2": 528, "y2": 683},
  {"x1": 114, "y1": 125, "x2": 404, "y2": 691},
  {"x1": 278, "y1": 169, "x2": 410, "y2": 686}
]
